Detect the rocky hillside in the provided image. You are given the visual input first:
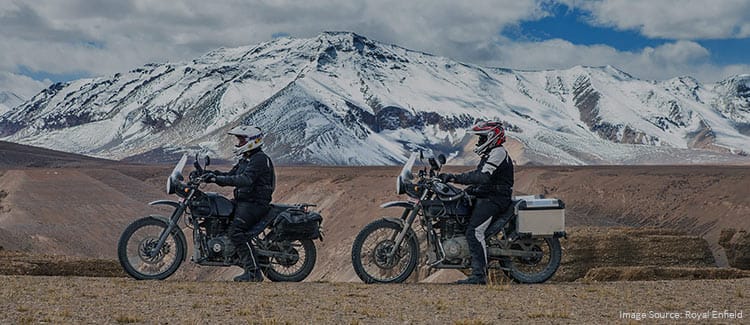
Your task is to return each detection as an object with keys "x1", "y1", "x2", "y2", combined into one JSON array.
[
  {"x1": 3, "y1": 158, "x2": 750, "y2": 282},
  {"x1": 1, "y1": 32, "x2": 749, "y2": 165},
  {"x1": 0, "y1": 90, "x2": 24, "y2": 116}
]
